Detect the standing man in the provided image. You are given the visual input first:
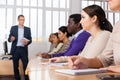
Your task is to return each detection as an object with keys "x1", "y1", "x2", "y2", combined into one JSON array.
[{"x1": 8, "y1": 15, "x2": 32, "y2": 80}]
